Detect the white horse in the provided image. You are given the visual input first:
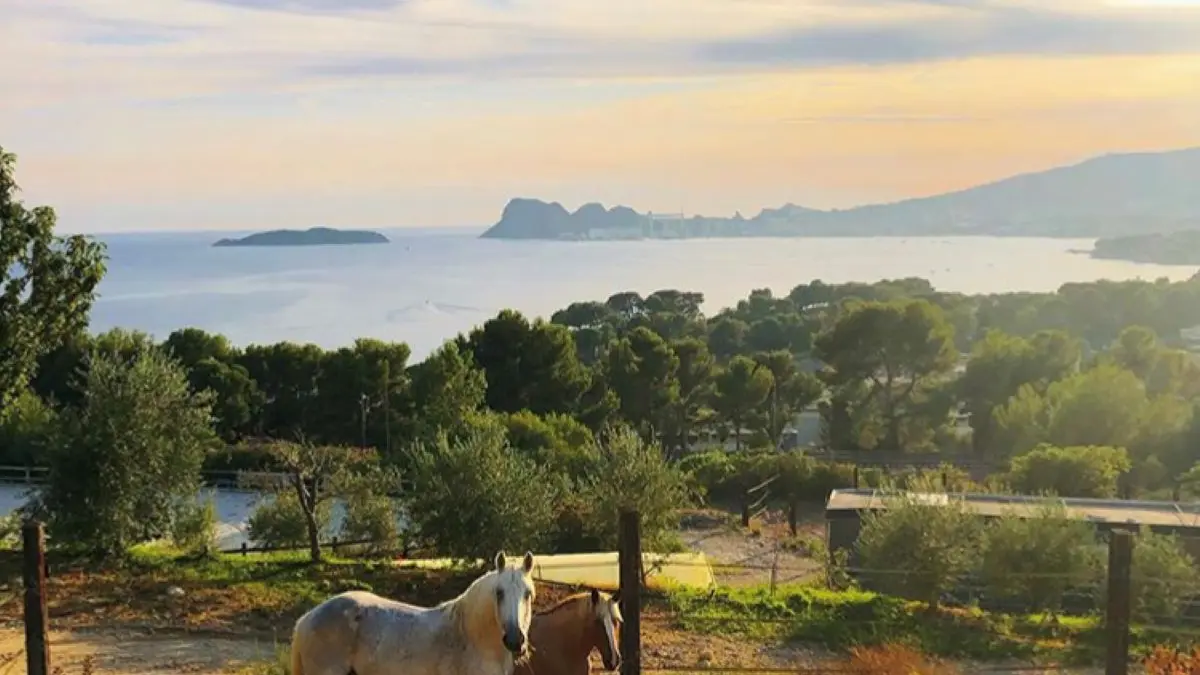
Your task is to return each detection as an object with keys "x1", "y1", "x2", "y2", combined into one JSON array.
[{"x1": 291, "y1": 551, "x2": 538, "y2": 675}]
